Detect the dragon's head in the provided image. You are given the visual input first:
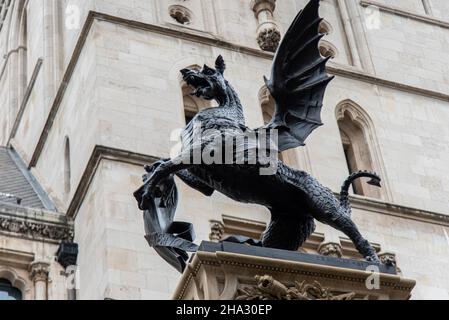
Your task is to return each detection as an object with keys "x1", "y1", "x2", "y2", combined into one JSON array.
[{"x1": 180, "y1": 55, "x2": 227, "y2": 102}]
